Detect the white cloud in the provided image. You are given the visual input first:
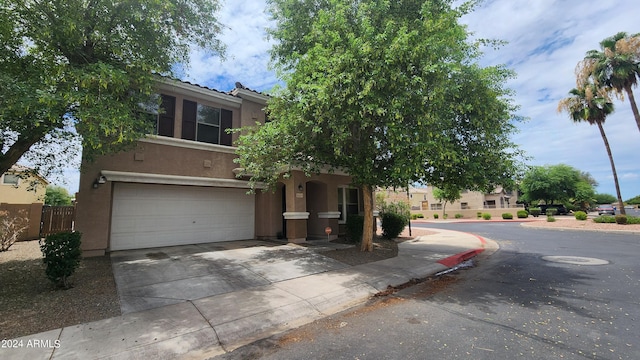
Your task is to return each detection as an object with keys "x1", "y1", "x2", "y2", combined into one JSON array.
[{"x1": 458, "y1": 0, "x2": 640, "y2": 199}]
